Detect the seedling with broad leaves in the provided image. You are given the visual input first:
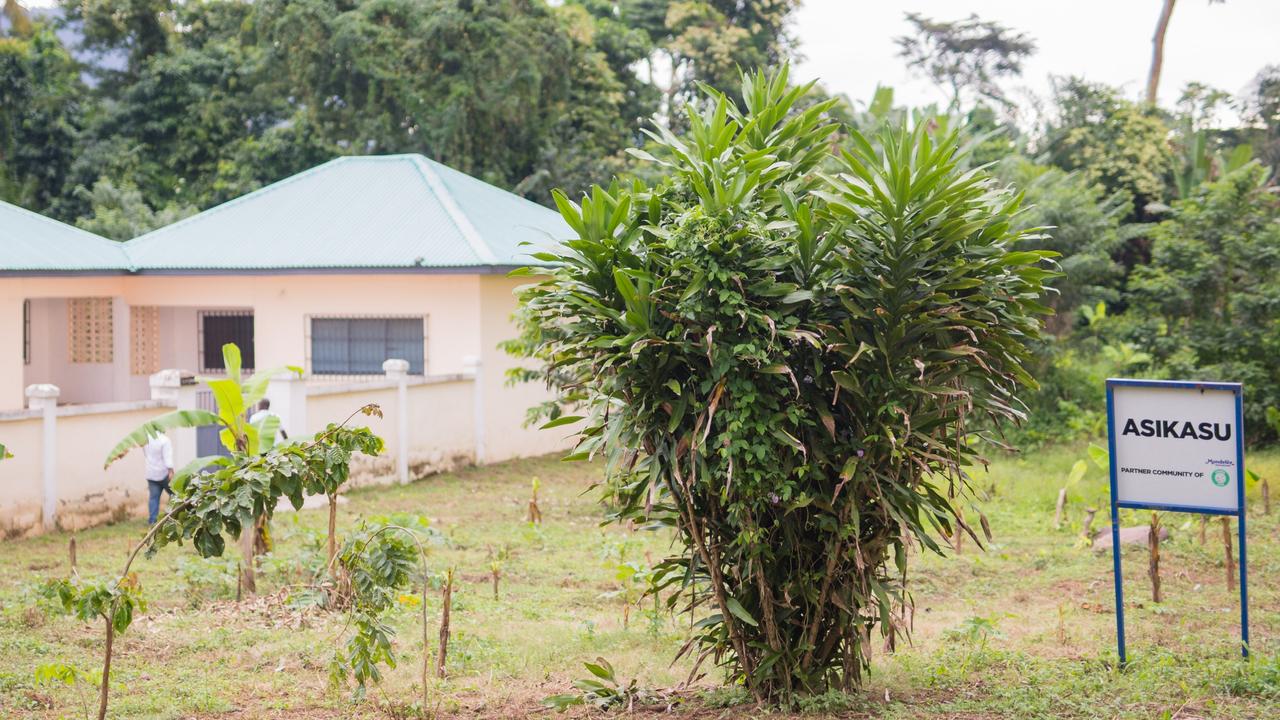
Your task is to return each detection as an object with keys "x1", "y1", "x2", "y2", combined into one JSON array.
[{"x1": 34, "y1": 344, "x2": 435, "y2": 720}]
